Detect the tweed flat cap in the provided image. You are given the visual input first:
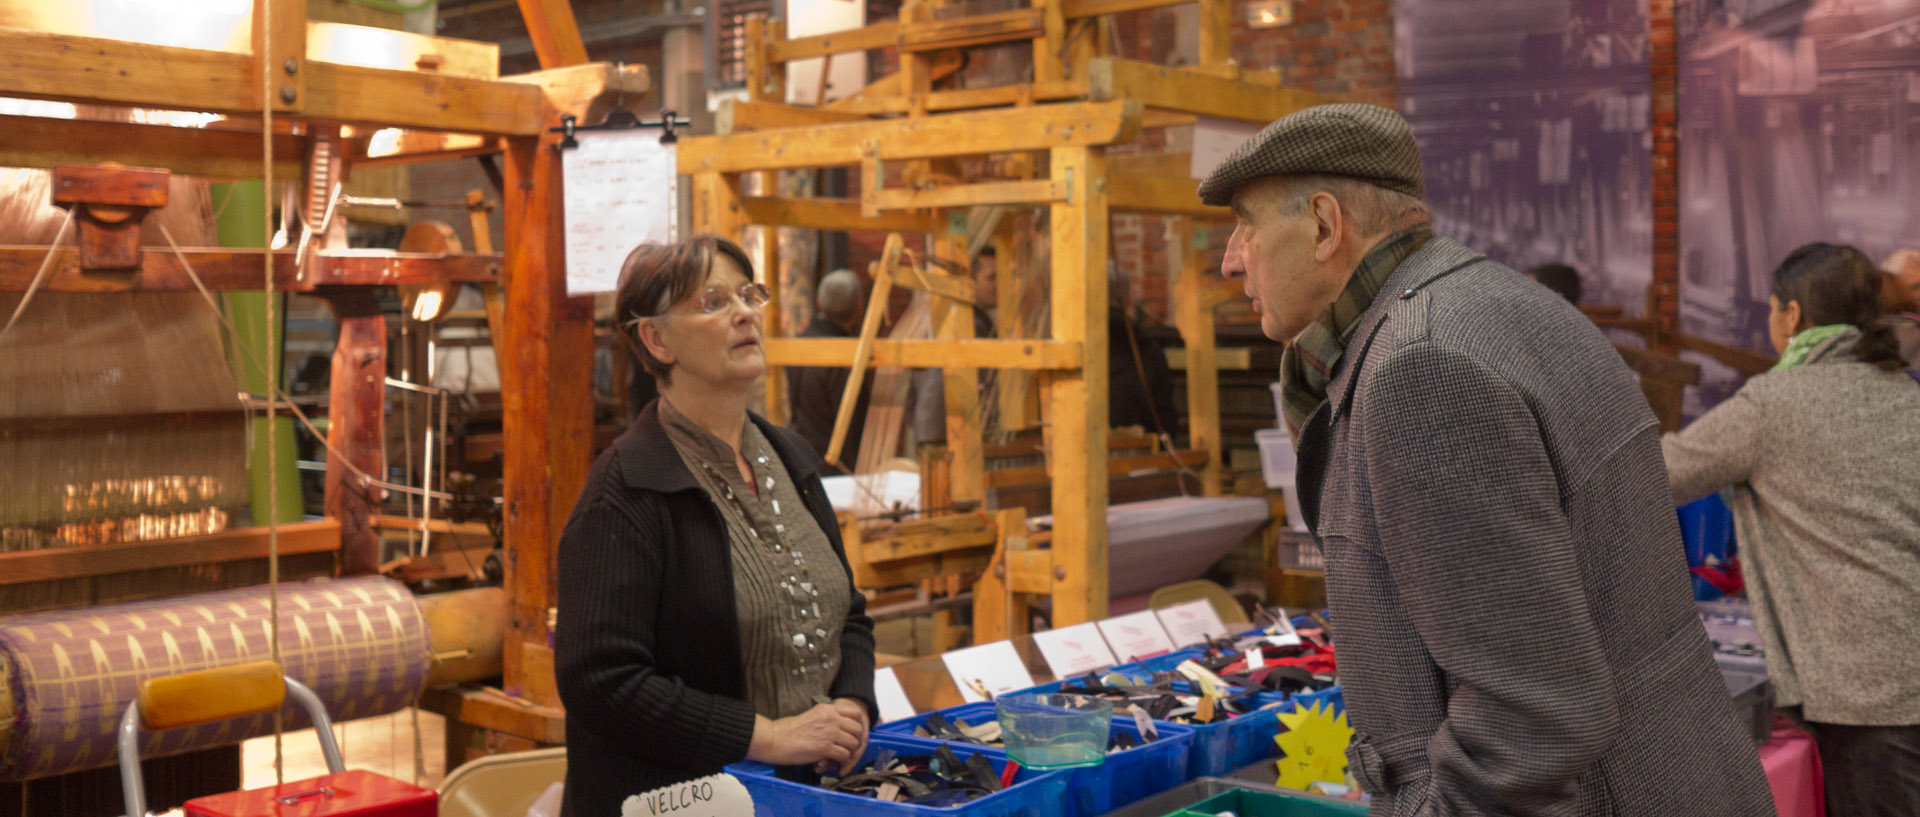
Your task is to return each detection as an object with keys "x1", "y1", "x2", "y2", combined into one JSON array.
[{"x1": 1196, "y1": 103, "x2": 1424, "y2": 206}]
